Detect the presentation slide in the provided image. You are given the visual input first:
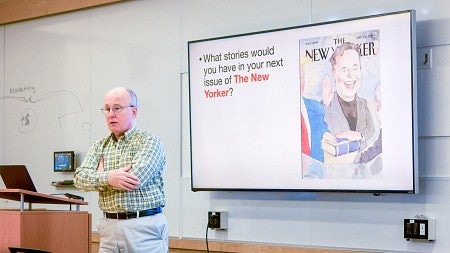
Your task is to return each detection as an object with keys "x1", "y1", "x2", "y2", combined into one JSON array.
[{"x1": 188, "y1": 10, "x2": 417, "y2": 193}]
